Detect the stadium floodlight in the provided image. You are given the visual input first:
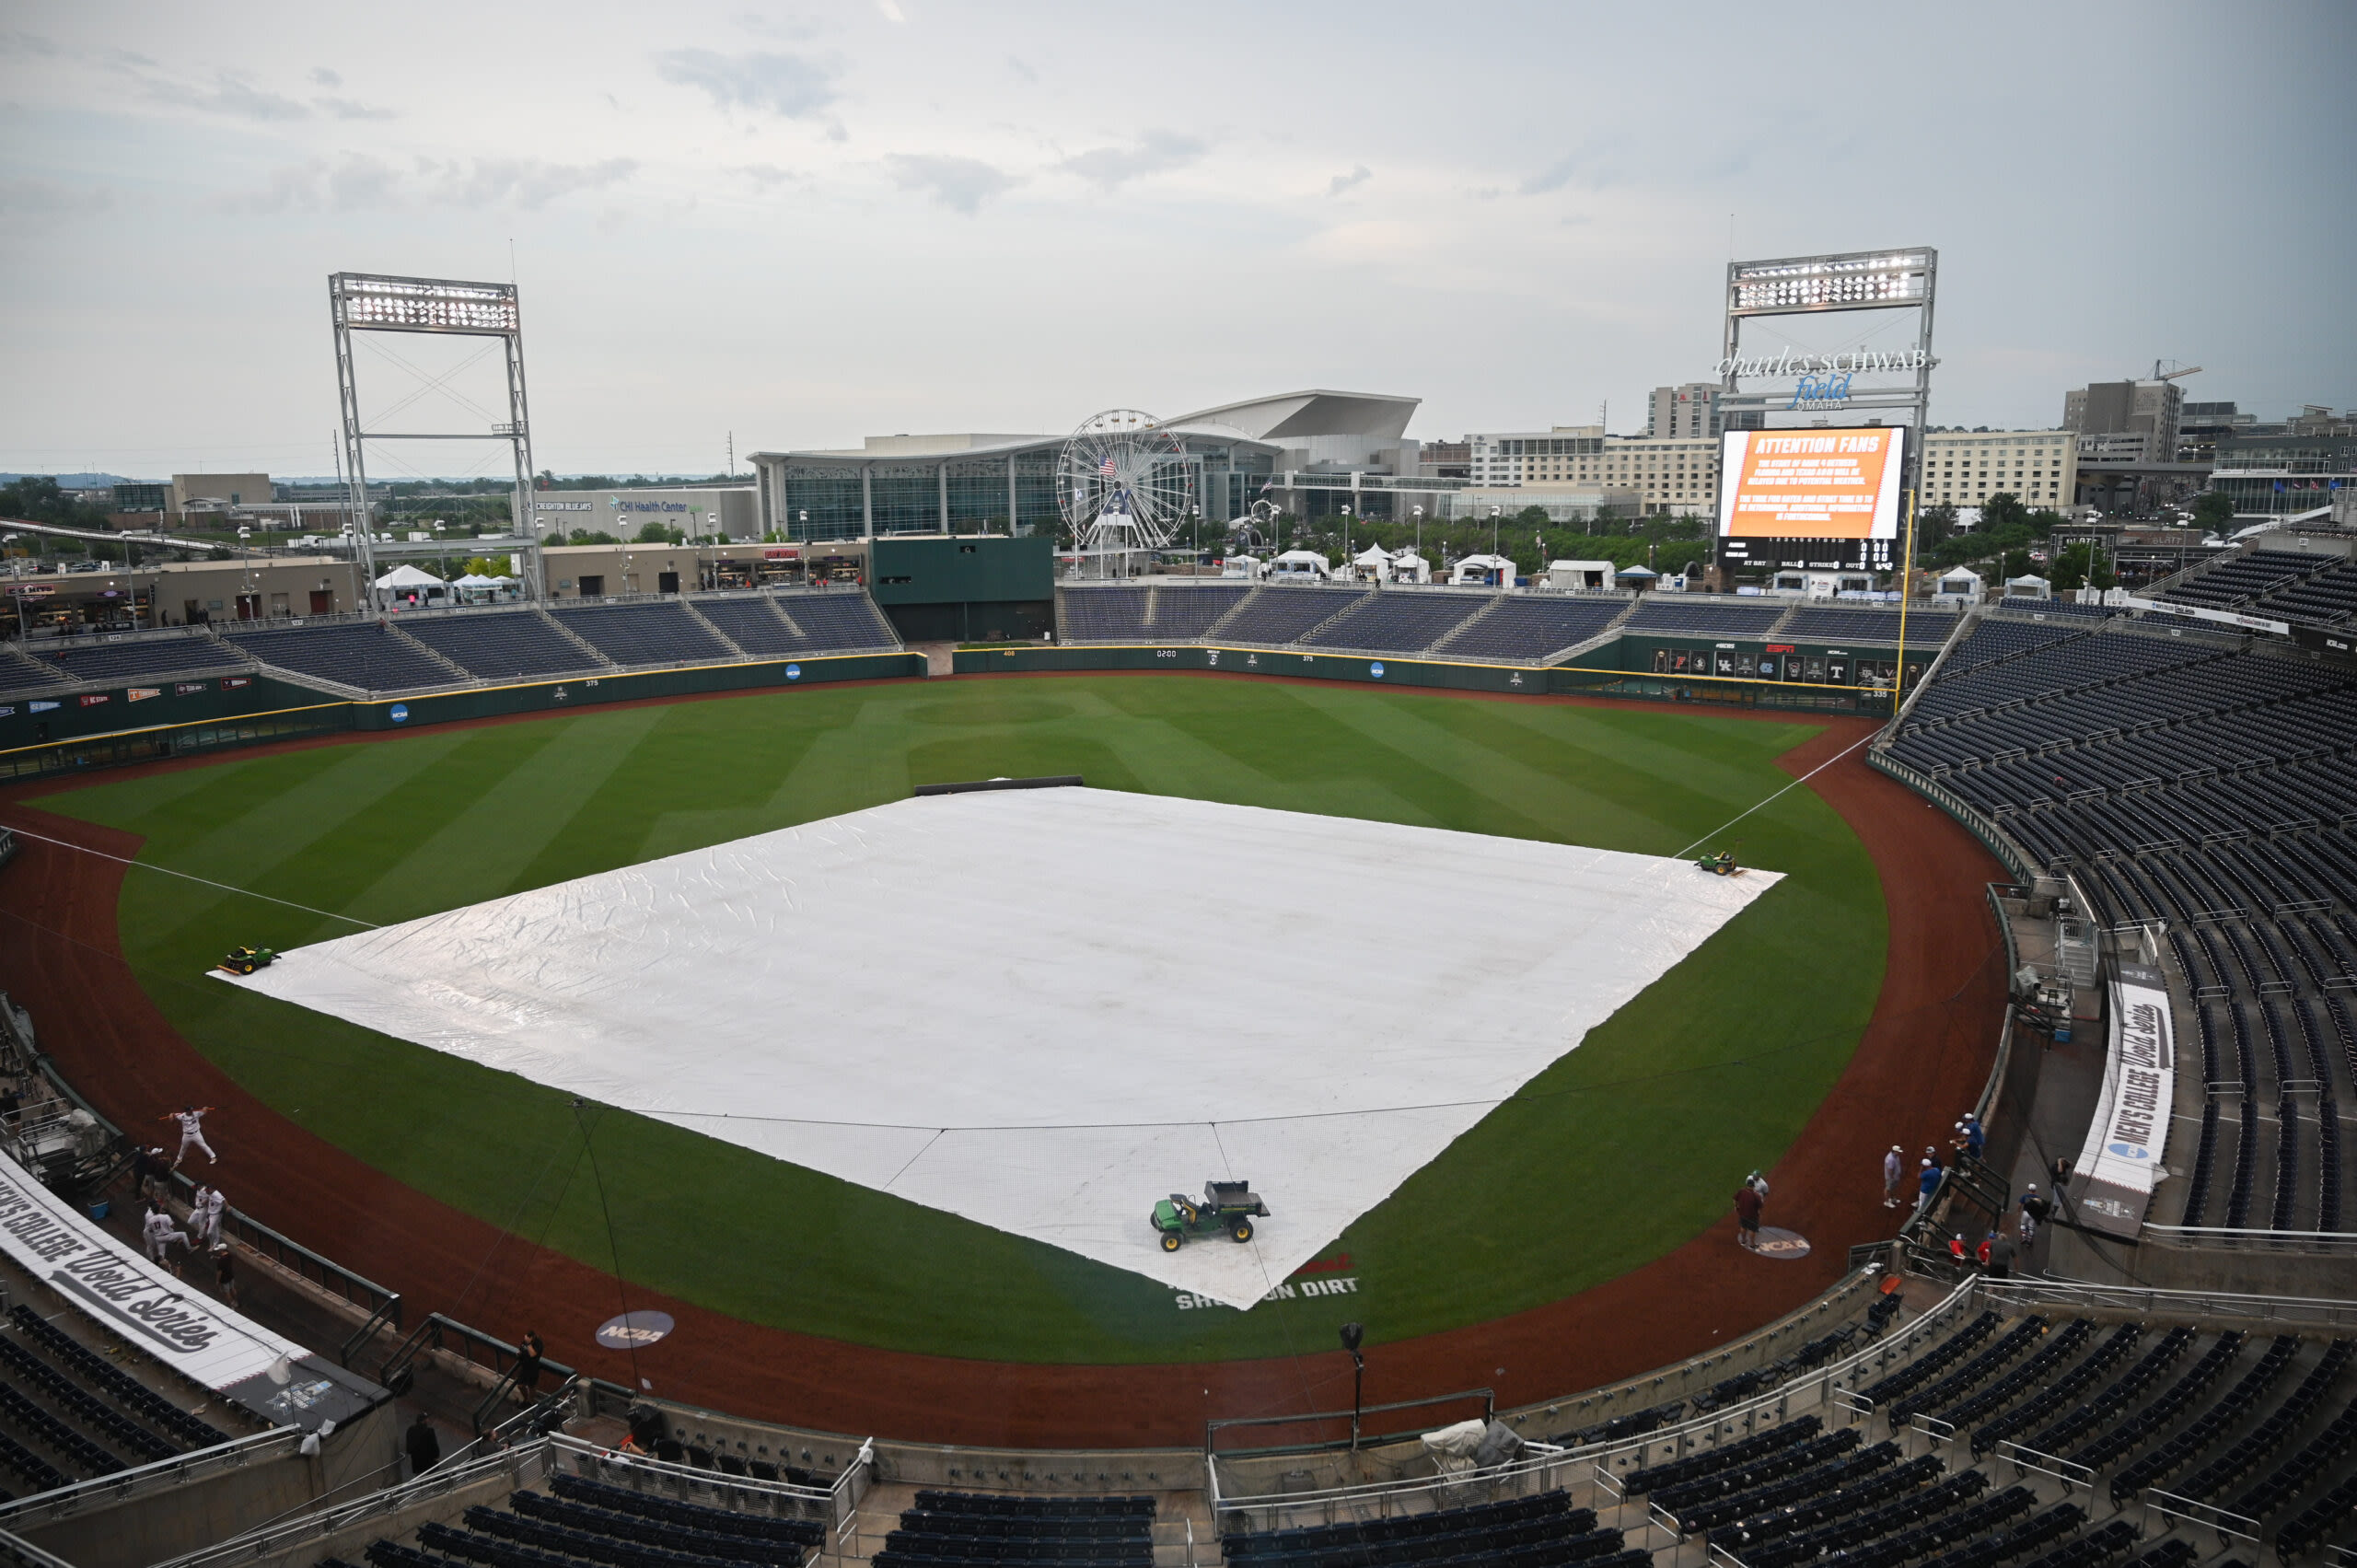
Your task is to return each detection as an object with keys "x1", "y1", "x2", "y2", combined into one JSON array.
[
  {"x1": 331, "y1": 273, "x2": 521, "y2": 335},
  {"x1": 1728, "y1": 250, "x2": 1933, "y2": 318}
]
